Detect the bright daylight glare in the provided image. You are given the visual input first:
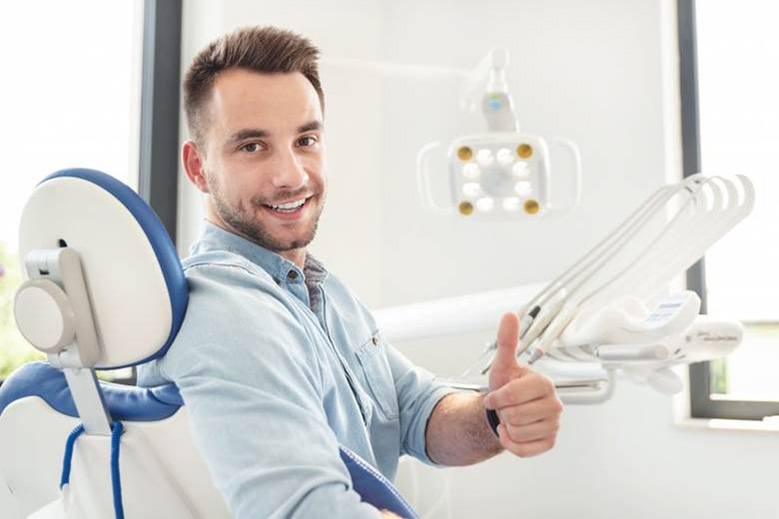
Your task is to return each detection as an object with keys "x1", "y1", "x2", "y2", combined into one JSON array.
[
  {"x1": 696, "y1": 0, "x2": 779, "y2": 400},
  {"x1": 0, "y1": 1, "x2": 142, "y2": 378}
]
